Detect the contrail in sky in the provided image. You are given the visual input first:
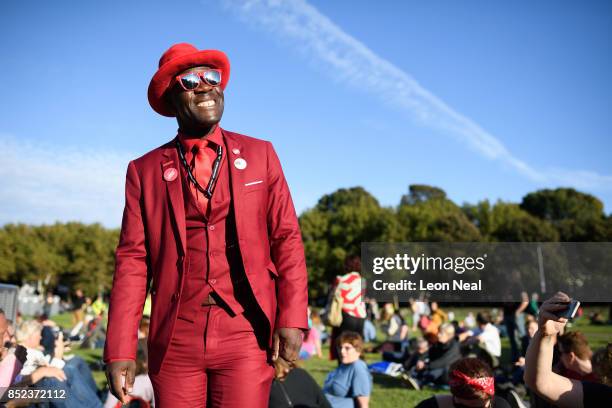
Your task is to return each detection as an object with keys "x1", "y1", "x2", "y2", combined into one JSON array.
[{"x1": 221, "y1": 0, "x2": 612, "y2": 190}]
